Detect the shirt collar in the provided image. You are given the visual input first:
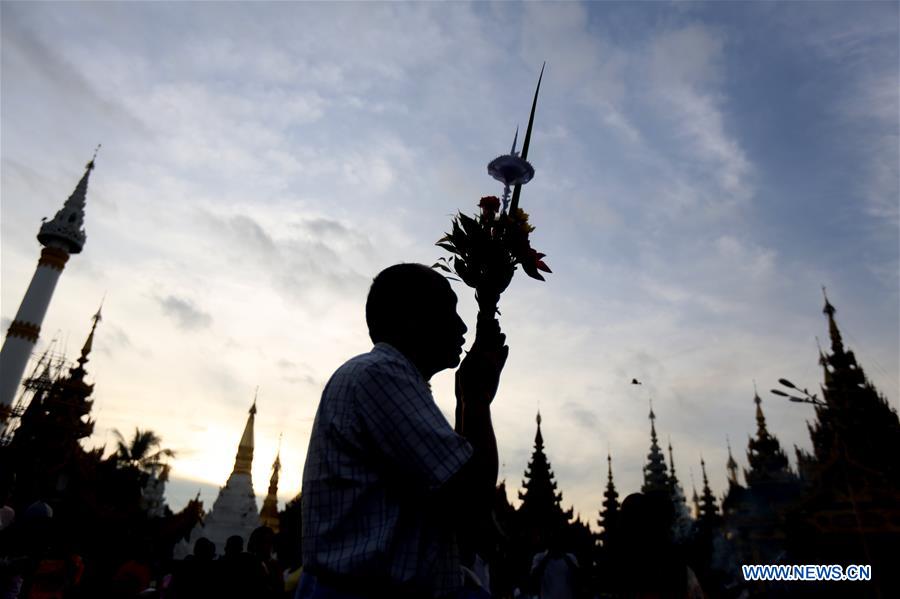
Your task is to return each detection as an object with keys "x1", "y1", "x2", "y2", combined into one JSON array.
[{"x1": 373, "y1": 342, "x2": 431, "y2": 390}]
